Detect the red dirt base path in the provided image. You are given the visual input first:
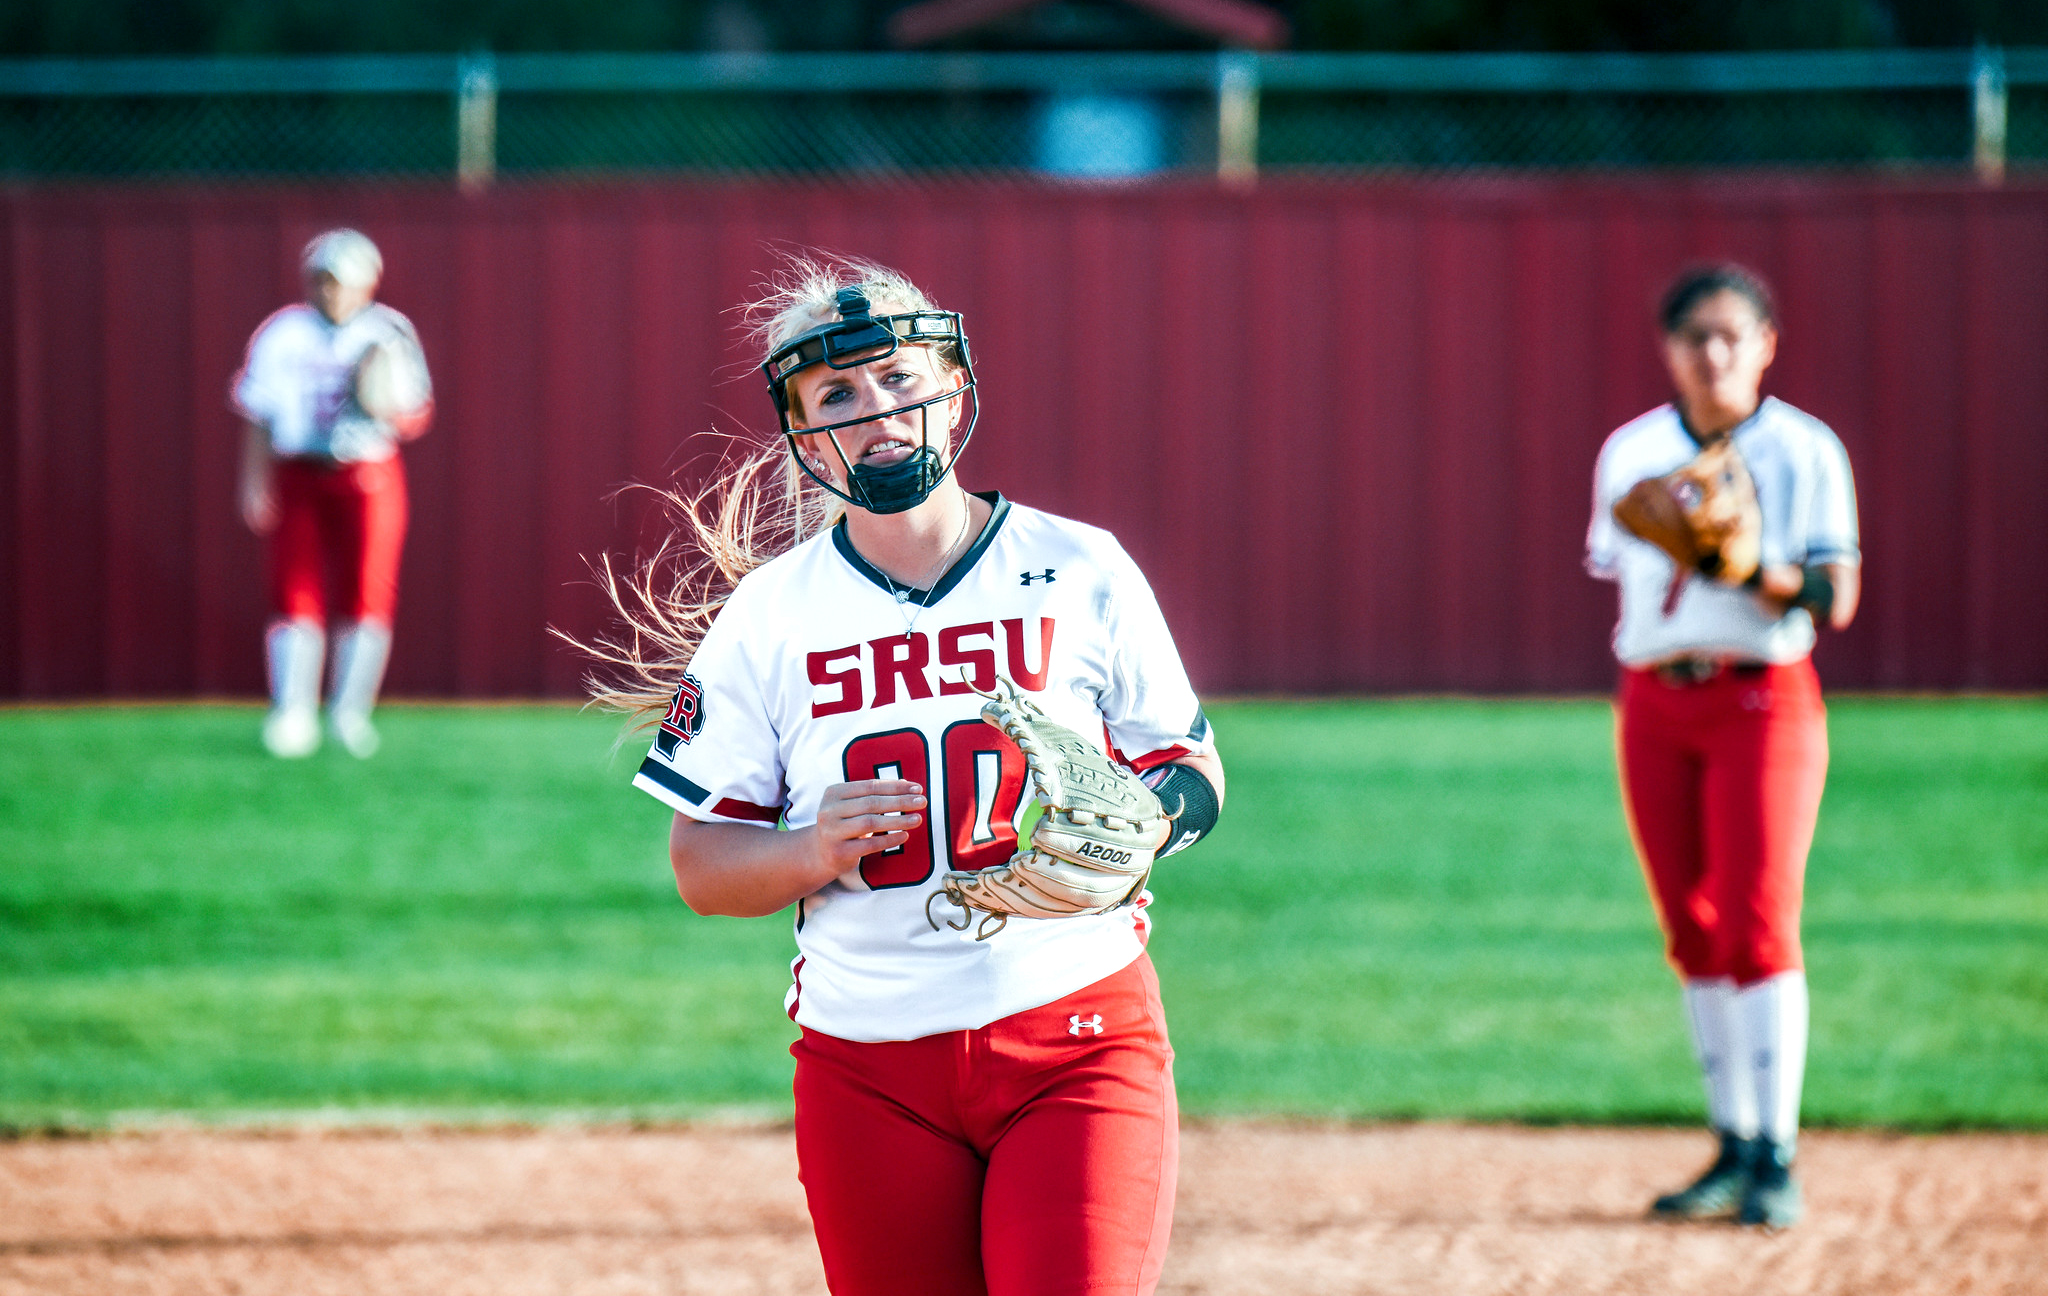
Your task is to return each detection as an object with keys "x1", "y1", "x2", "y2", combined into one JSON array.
[{"x1": 3, "y1": 1123, "x2": 2043, "y2": 1295}]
